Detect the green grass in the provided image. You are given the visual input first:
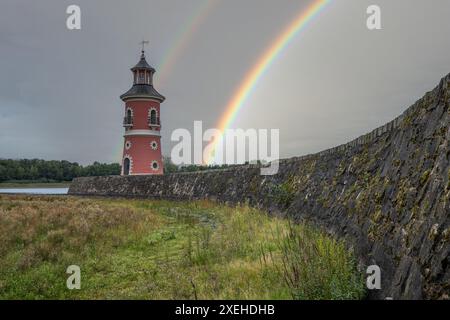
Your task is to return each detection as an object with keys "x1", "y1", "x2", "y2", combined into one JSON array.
[{"x1": 0, "y1": 195, "x2": 365, "y2": 300}]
